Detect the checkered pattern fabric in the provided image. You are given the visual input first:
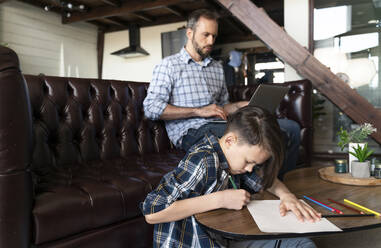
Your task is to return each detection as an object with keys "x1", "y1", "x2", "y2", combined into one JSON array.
[
  {"x1": 143, "y1": 48, "x2": 229, "y2": 147},
  {"x1": 141, "y1": 133, "x2": 263, "y2": 248}
]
